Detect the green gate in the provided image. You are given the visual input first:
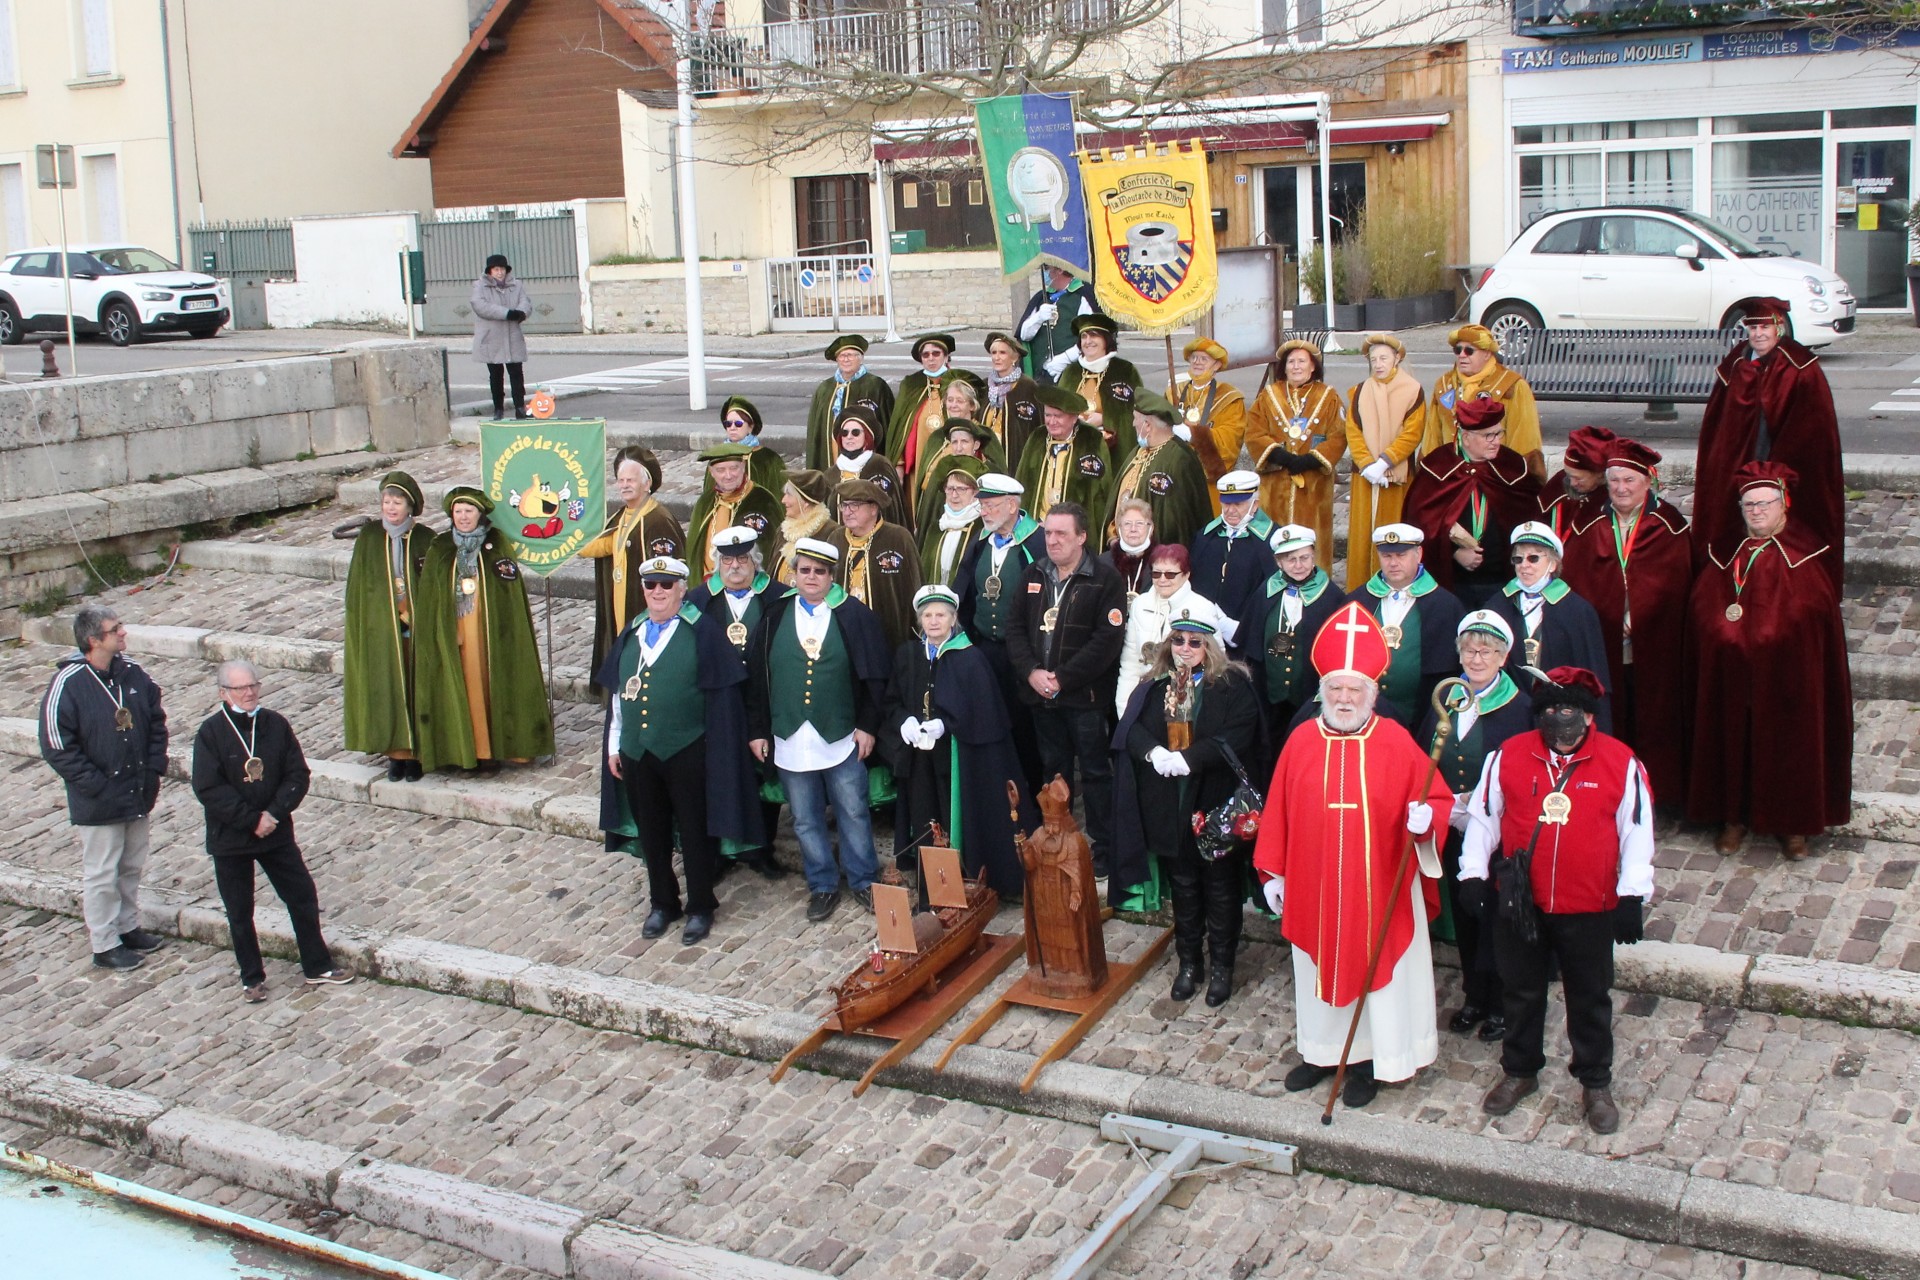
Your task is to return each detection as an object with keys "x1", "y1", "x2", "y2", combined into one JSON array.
[
  {"x1": 186, "y1": 221, "x2": 295, "y2": 330},
  {"x1": 419, "y1": 208, "x2": 580, "y2": 336}
]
